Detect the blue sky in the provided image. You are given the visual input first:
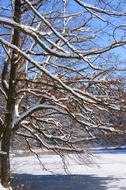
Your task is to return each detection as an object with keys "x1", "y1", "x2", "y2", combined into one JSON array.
[{"x1": 0, "y1": 0, "x2": 126, "y2": 76}]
